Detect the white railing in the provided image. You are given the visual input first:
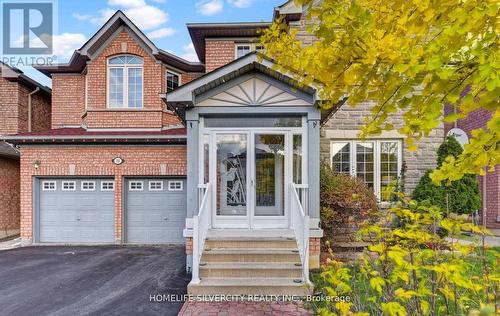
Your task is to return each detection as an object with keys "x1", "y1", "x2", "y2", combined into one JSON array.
[
  {"x1": 198, "y1": 184, "x2": 208, "y2": 209},
  {"x1": 192, "y1": 183, "x2": 211, "y2": 283},
  {"x1": 294, "y1": 184, "x2": 309, "y2": 215},
  {"x1": 290, "y1": 183, "x2": 310, "y2": 283}
]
